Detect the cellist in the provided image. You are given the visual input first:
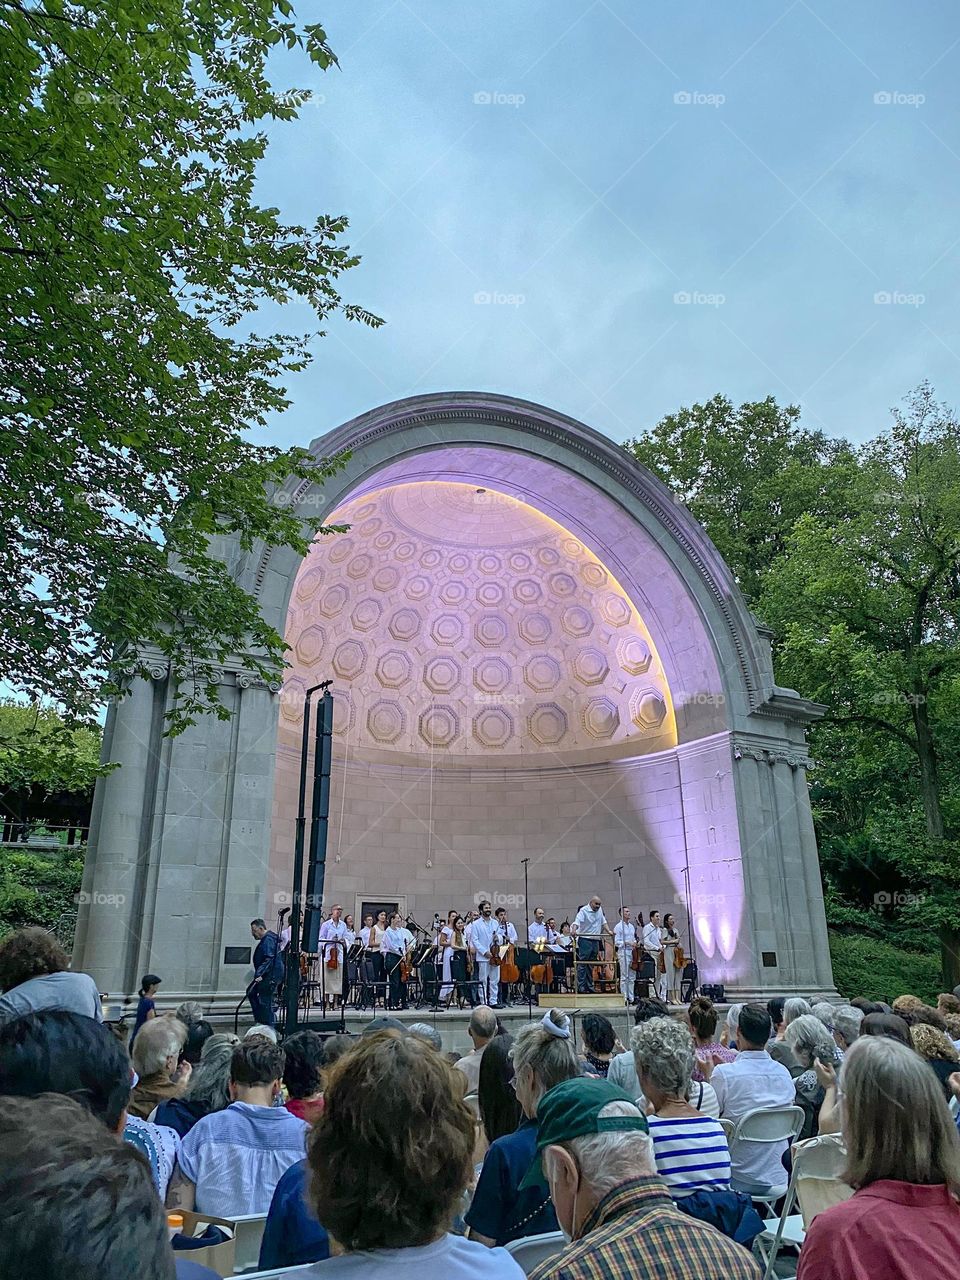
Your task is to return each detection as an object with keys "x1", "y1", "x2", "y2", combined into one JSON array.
[{"x1": 317, "y1": 903, "x2": 349, "y2": 1012}]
